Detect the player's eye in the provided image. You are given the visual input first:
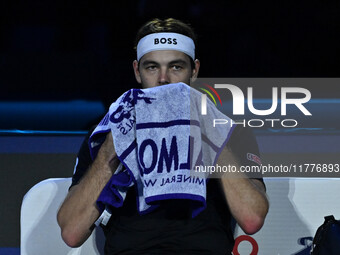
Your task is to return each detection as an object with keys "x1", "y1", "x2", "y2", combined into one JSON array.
[
  {"x1": 146, "y1": 65, "x2": 157, "y2": 70},
  {"x1": 171, "y1": 65, "x2": 183, "y2": 71}
]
